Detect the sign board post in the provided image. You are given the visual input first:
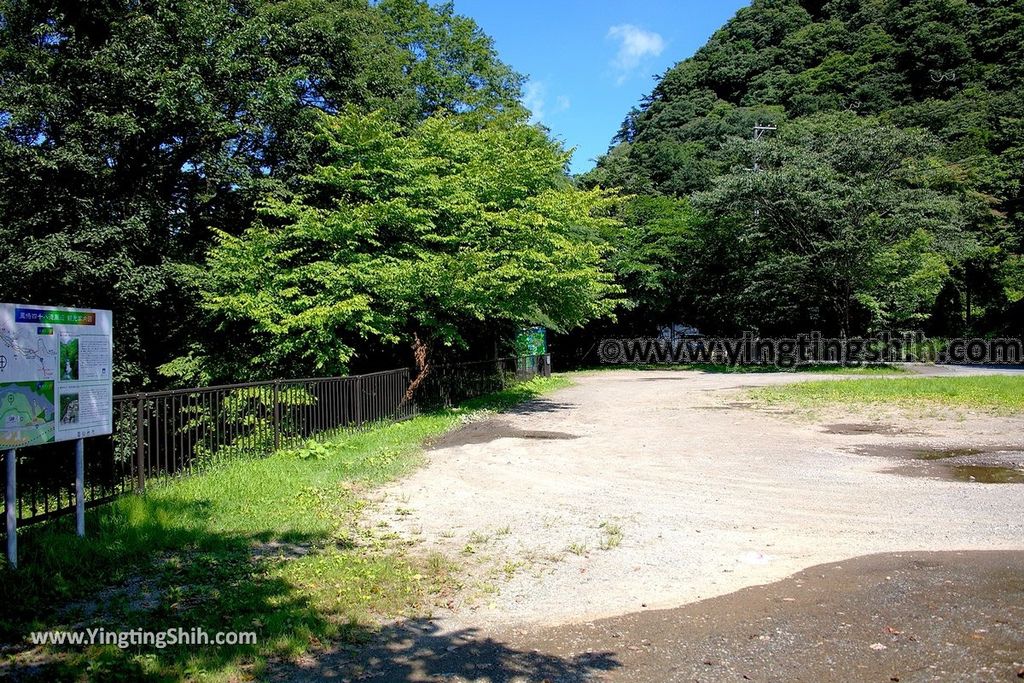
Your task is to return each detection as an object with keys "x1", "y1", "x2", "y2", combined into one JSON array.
[
  {"x1": 5, "y1": 449, "x2": 14, "y2": 569},
  {"x1": 75, "y1": 438, "x2": 85, "y2": 537},
  {"x1": 0, "y1": 304, "x2": 113, "y2": 566}
]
